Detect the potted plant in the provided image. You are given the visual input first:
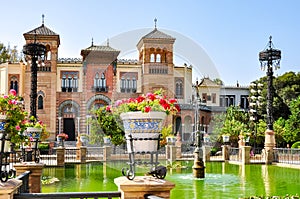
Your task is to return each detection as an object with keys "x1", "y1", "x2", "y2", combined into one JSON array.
[
  {"x1": 101, "y1": 89, "x2": 180, "y2": 152},
  {"x1": 0, "y1": 89, "x2": 27, "y2": 149},
  {"x1": 23, "y1": 115, "x2": 48, "y2": 140},
  {"x1": 56, "y1": 133, "x2": 69, "y2": 141},
  {"x1": 160, "y1": 125, "x2": 176, "y2": 146},
  {"x1": 79, "y1": 133, "x2": 89, "y2": 145},
  {"x1": 103, "y1": 135, "x2": 111, "y2": 144}
]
